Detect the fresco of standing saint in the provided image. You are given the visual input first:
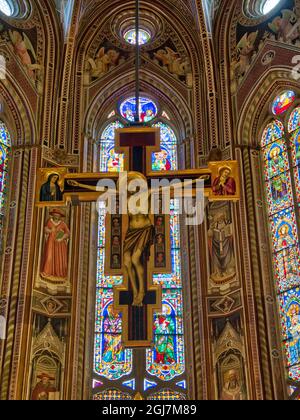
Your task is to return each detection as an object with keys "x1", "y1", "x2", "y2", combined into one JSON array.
[{"x1": 40, "y1": 208, "x2": 70, "y2": 282}]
